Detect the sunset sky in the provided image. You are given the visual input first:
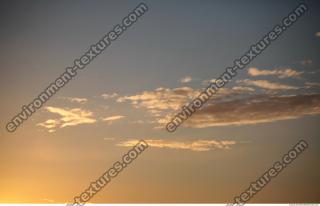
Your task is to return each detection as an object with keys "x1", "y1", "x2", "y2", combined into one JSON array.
[{"x1": 1, "y1": 0, "x2": 320, "y2": 203}]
